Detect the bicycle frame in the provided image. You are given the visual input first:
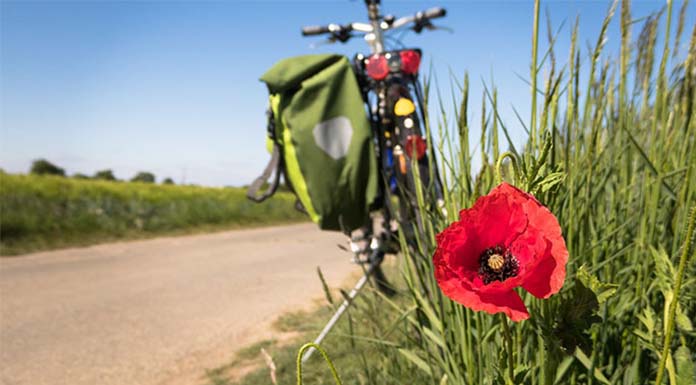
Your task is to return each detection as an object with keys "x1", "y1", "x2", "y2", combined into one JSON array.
[
  {"x1": 302, "y1": 0, "x2": 446, "y2": 242},
  {"x1": 299, "y1": 0, "x2": 447, "y2": 363}
]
